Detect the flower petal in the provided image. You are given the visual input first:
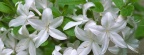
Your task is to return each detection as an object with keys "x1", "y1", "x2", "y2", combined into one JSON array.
[
  {"x1": 0, "y1": 38, "x2": 4, "y2": 50},
  {"x1": 63, "y1": 47, "x2": 77, "y2": 55},
  {"x1": 52, "y1": 46, "x2": 62, "y2": 55},
  {"x1": 17, "y1": 3, "x2": 29, "y2": 15},
  {"x1": 74, "y1": 26, "x2": 89, "y2": 41},
  {"x1": 35, "y1": 30, "x2": 49, "y2": 48},
  {"x1": 18, "y1": 25, "x2": 29, "y2": 36},
  {"x1": 50, "y1": 16, "x2": 63, "y2": 28},
  {"x1": 29, "y1": 41, "x2": 36, "y2": 55},
  {"x1": 25, "y1": 0, "x2": 34, "y2": 9},
  {"x1": 28, "y1": 19, "x2": 45, "y2": 30},
  {"x1": 15, "y1": 38, "x2": 29, "y2": 52},
  {"x1": 101, "y1": 12, "x2": 114, "y2": 28},
  {"x1": 108, "y1": 46, "x2": 120, "y2": 54},
  {"x1": 110, "y1": 32, "x2": 127, "y2": 48},
  {"x1": 9, "y1": 16, "x2": 26, "y2": 27},
  {"x1": 101, "y1": 35, "x2": 109, "y2": 54},
  {"x1": 42, "y1": 8, "x2": 53, "y2": 24},
  {"x1": 16, "y1": 51, "x2": 28, "y2": 55},
  {"x1": 127, "y1": 37, "x2": 139, "y2": 53},
  {"x1": 49, "y1": 28, "x2": 67, "y2": 40},
  {"x1": 71, "y1": 15, "x2": 85, "y2": 21},
  {"x1": 84, "y1": 20, "x2": 97, "y2": 30},
  {"x1": 83, "y1": 2, "x2": 95, "y2": 19},
  {"x1": 111, "y1": 15, "x2": 127, "y2": 32},
  {"x1": 92, "y1": 42, "x2": 102, "y2": 55},
  {"x1": 77, "y1": 41, "x2": 91, "y2": 55},
  {"x1": 63, "y1": 21, "x2": 82, "y2": 30},
  {"x1": 2, "y1": 49, "x2": 13, "y2": 55}
]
